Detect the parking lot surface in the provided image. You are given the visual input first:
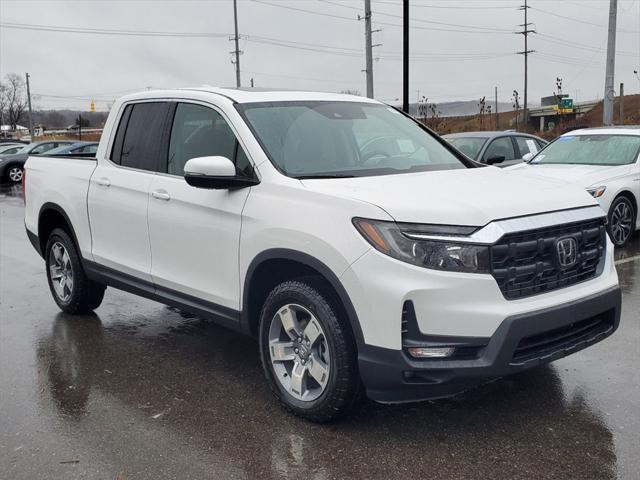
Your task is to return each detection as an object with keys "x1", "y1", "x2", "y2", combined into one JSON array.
[{"x1": 1, "y1": 184, "x2": 638, "y2": 480}]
